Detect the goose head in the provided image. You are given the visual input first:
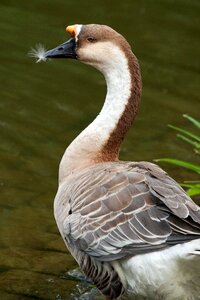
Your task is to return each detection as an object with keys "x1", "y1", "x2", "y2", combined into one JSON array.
[{"x1": 44, "y1": 24, "x2": 133, "y2": 72}]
